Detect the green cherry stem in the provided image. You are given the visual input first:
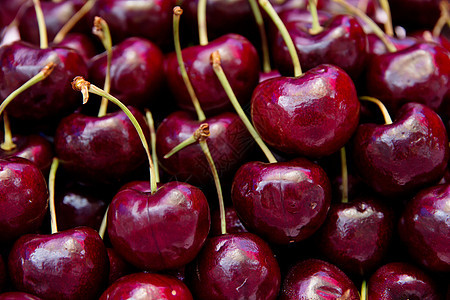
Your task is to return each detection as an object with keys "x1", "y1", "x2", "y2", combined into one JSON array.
[
  {"x1": 145, "y1": 109, "x2": 160, "y2": 183},
  {"x1": 259, "y1": 0, "x2": 302, "y2": 76},
  {"x1": 360, "y1": 280, "x2": 368, "y2": 300},
  {"x1": 359, "y1": 96, "x2": 393, "y2": 125},
  {"x1": 173, "y1": 6, "x2": 206, "y2": 122},
  {"x1": 248, "y1": 0, "x2": 272, "y2": 73},
  {"x1": 340, "y1": 146, "x2": 349, "y2": 203},
  {"x1": 93, "y1": 16, "x2": 113, "y2": 117},
  {"x1": 49, "y1": 157, "x2": 59, "y2": 234},
  {"x1": 98, "y1": 205, "x2": 109, "y2": 239},
  {"x1": 432, "y1": 1, "x2": 450, "y2": 37},
  {"x1": 379, "y1": 0, "x2": 394, "y2": 36},
  {"x1": 333, "y1": 0, "x2": 397, "y2": 52},
  {"x1": 33, "y1": 0, "x2": 48, "y2": 49},
  {"x1": 71, "y1": 76, "x2": 158, "y2": 194},
  {"x1": 53, "y1": 0, "x2": 96, "y2": 43},
  {"x1": 2, "y1": 113, "x2": 15, "y2": 151},
  {"x1": 164, "y1": 123, "x2": 210, "y2": 158},
  {"x1": 210, "y1": 51, "x2": 277, "y2": 164},
  {"x1": 308, "y1": 0, "x2": 324, "y2": 35},
  {"x1": 198, "y1": 0, "x2": 209, "y2": 45}
]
